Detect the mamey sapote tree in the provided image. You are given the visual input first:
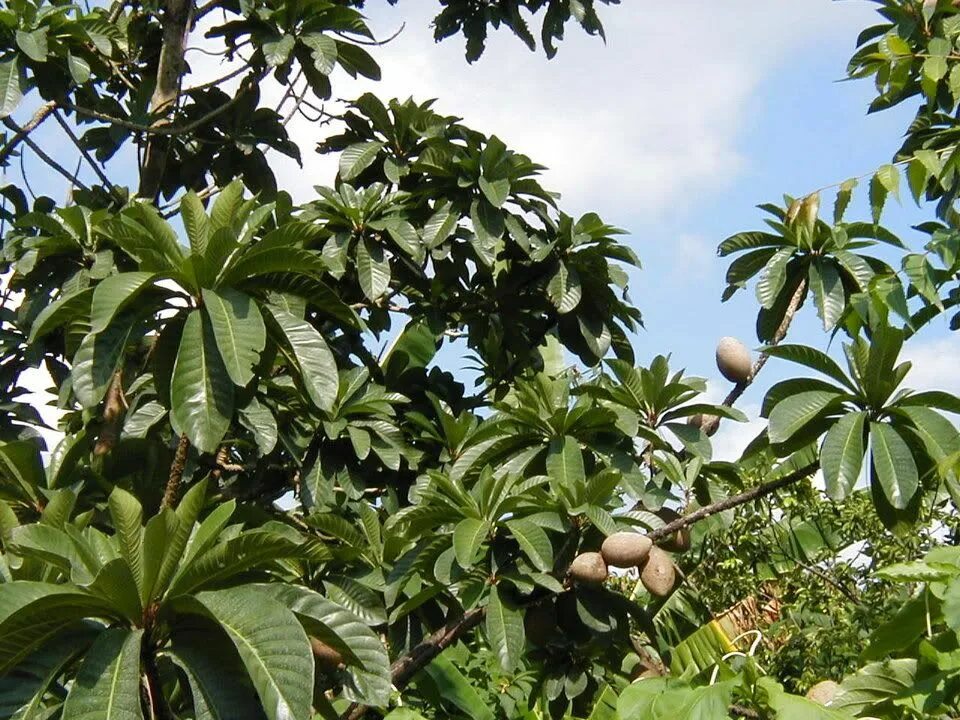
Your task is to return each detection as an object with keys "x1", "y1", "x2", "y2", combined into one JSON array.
[{"x1": 0, "y1": 0, "x2": 959, "y2": 718}]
